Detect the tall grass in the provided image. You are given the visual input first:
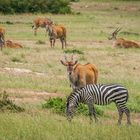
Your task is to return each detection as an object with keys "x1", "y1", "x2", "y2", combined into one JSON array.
[{"x1": 0, "y1": 112, "x2": 140, "y2": 140}]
